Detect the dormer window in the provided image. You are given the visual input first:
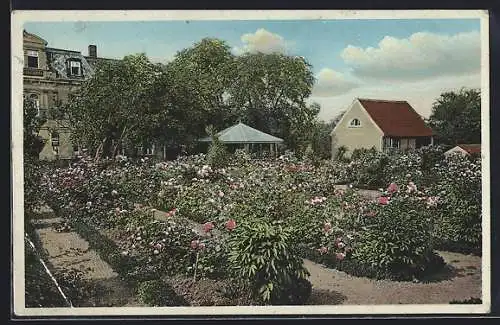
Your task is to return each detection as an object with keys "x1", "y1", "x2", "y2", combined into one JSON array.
[
  {"x1": 349, "y1": 118, "x2": 361, "y2": 128},
  {"x1": 67, "y1": 59, "x2": 82, "y2": 76},
  {"x1": 27, "y1": 50, "x2": 39, "y2": 68}
]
